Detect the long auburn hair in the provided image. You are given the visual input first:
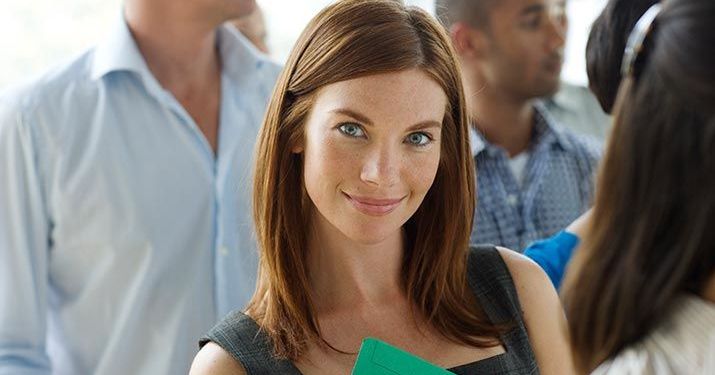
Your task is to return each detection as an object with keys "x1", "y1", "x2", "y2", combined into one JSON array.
[
  {"x1": 248, "y1": 0, "x2": 507, "y2": 360},
  {"x1": 563, "y1": 0, "x2": 715, "y2": 372}
]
